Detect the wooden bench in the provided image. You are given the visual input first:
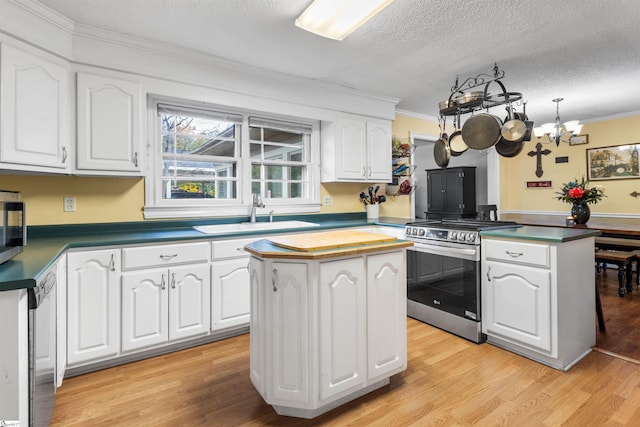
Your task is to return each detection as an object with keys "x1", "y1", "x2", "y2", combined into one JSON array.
[
  {"x1": 595, "y1": 249, "x2": 639, "y2": 297},
  {"x1": 595, "y1": 236, "x2": 640, "y2": 251}
]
